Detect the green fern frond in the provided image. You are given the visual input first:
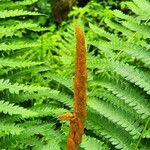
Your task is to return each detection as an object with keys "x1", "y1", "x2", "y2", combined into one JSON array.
[
  {"x1": 91, "y1": 40, "x2": 150, "y2": 68},
  {"x1": 18, "y1": 123, "x2": 56, "y2": 138},
  {"x1": 94, "y1": 77, "x2": 150, "y2": 119},
  {"x1": 113, "y1": 10, "x2": 135, "y2": 21},
  {"x1": 132, "y1": 0, "x2": 150, "y2": 12},
  {"x1": 0, "y1": 40, "x2": 40, "y2": 51},
  {"x1": 0, "y1": 0, "x2": 38, "y2": 9},
  {"x1": 124, "y1": 1, "x2": 150, "y2": 20},
  {"x1": 89, "y1": 23, "x2": 119, "y2": 41},
  {"x1": 122, "y1": 21, "x2": 150, "y2": 38},
  {"x1": 0, "y1": 100, "x2": 37, "y2": 117},
  {"x1": 143, "y1": 129, "x2": 150, "y2": 138},
  {"x1": 0, "y1": 22, "x2": 47, "y2": 38},
  {"x1": 89, "y1": 89, "x2": 140, "y2": 119},
  {"x1": 80, "y1": 135, "x2": 108, "y2": 150},
  {"x1": 10, "y1": 89, "x2": 73, "y2": 109},
  {"x1": 0, "y1": 79, "x2": 50, "y2": 94},
  {"x1": 0, "y1": 123, "x2": 24, "y2": 137},
  {"x1": 87, "y1": 111, "x2": 135, "y2": 150},
  {"x1": 104, "y1": 19, "x2": 134, "y2": 38},
  {"x1": 11, "y1": 122, "x2": 63, "y2": 149},
  {"x1": 0, "y1": 58, "x2": 42, "y2": 68},
  {"x1": 87, "y1": 55, "x2": 110, "y2": 71},
  {"x1": 0, "y1": 9, "x2": 41, "y2": 18},
  {"x1": 88, "y1": 98, "x2": 142, "y2": 139},
  {"x1": 13, "y1": 137, "x2": 44, "y2": 150},
  {"x1": 110, "y1": 61, "x2": 150, "y2": 94},
  {"x1": 51, "y1": 92, "x2": 73, "y2": 108},
  {"x1": 46, "y1": 73, "x2": 73, "y2": 91},
  {"x1": 39, "y1": 142, "x2": 61, "y2": 150},
  {"x1": 31, "y1": 104, "x2": 69, "y2": 118}
]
